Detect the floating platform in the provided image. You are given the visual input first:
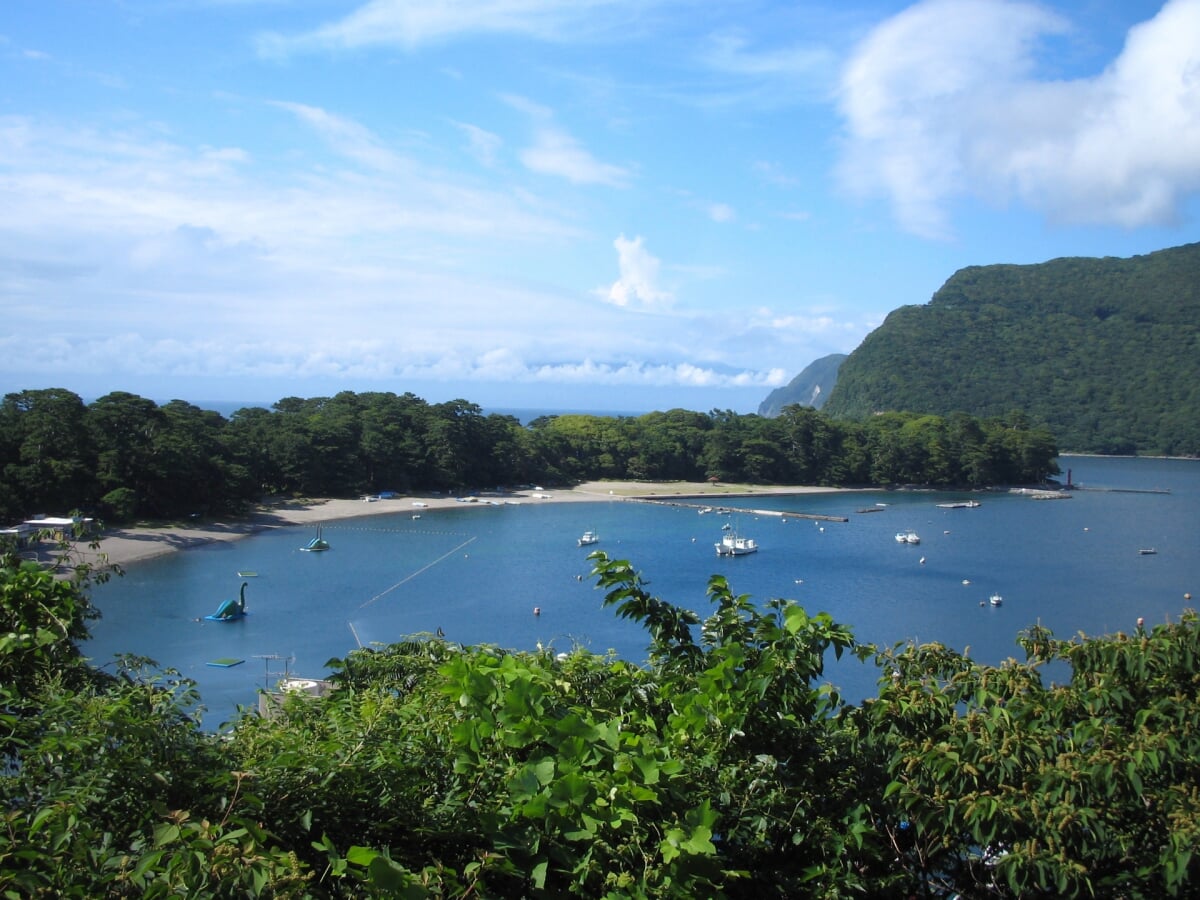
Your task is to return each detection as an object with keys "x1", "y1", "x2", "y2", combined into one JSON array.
[{"x1": 207, "y1": 657, "x2": 245, "y2": 668}]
